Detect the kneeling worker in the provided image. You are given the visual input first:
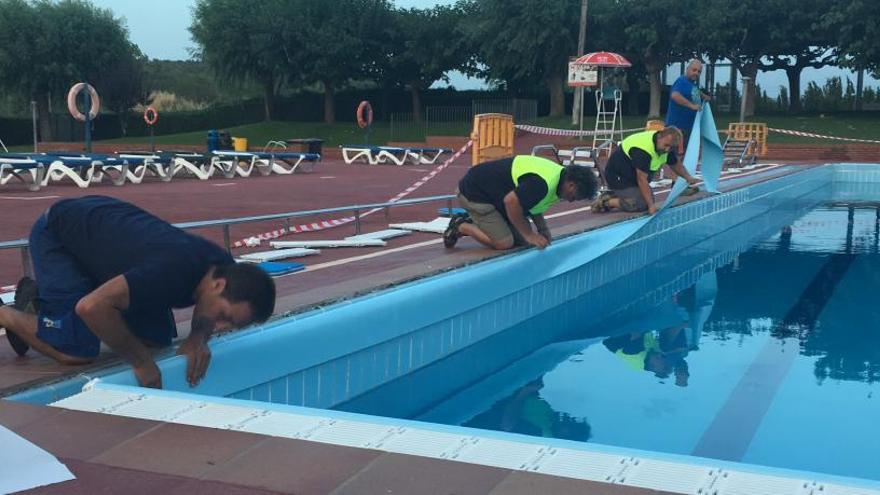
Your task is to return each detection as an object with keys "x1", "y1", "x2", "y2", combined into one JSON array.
[
  {"x1": 592, "y1": 126, "x2": 699, "y2": 215},
  {"x1": 0, "y1": 196, "x2": 276, "y2": 389},
  {"x1": 444, "y1": 155, "x2": 599, "y2": 250}
]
